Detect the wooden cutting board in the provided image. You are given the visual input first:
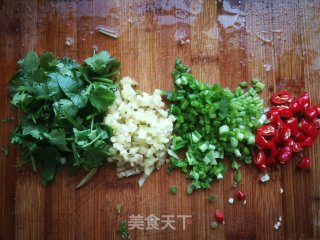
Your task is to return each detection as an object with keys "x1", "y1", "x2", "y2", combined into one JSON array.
[{"x1": 1, "y1": 0, "x2": 320, "y2": 239}]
